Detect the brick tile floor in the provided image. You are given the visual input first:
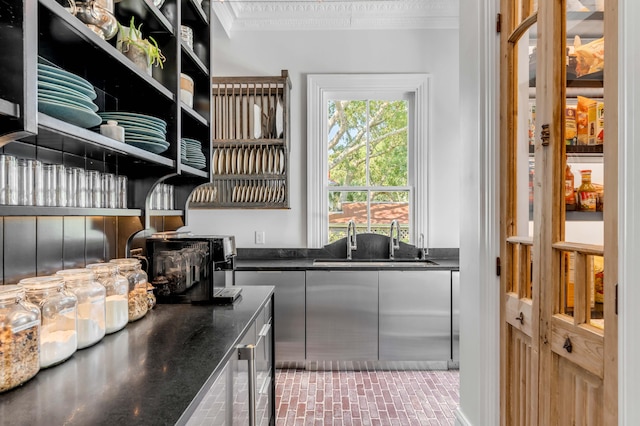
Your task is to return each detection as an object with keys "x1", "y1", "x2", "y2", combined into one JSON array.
[{"x1": 275, "y1": 369, "x2": 460, "y2": 426}]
